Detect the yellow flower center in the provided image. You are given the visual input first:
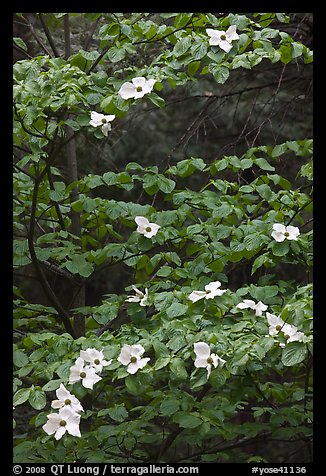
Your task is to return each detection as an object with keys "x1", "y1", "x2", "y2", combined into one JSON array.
[
  {"x1": 207, "y1": 357, "x2": 213, "y2": 364},
  {"x1": 94, "y1": 359, "x2": 100, "y2": 365},
  {"x1": 64, "y1": 399, "x2": 71, "y2": 405},
  {"x1": 80, "y1": 371, "x2": 86, "y2": 378},
  {"x1": 284, "y1": 232, "x2": 289, "y2": 237},
  {"x1": 101, "y1": 118, "x2": 107, "y2": 124},
  {"x1": 60, "y1": 420, "x2": 67, "y2": 427},
  {"x1": 220, "y1": 34, "x2": 227, "y2": 40},
  {"x1": 130, "y1": 356, "x2": 137, "y2": 363},
  {"x1": 145, "y1": 226, "x2": 152, "y2": 232},
  {"x1": 276, "y1": 325, "x2": 282, "y2": 331},
  {"x1": 136, "y1": 86, "x2": 143, "y2": 92}
]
